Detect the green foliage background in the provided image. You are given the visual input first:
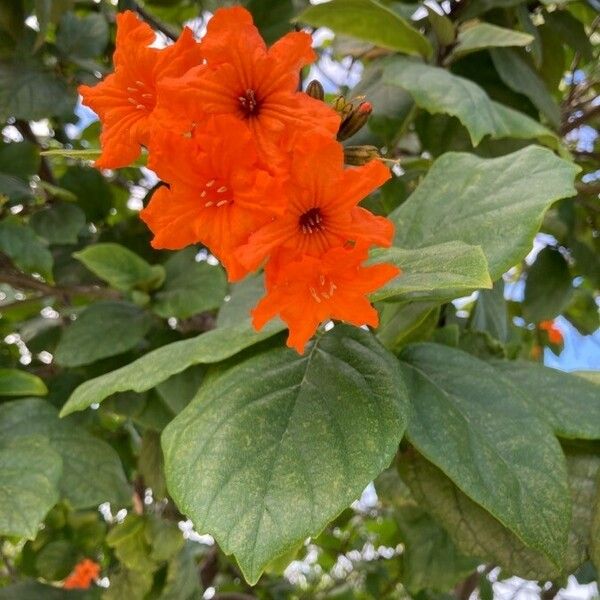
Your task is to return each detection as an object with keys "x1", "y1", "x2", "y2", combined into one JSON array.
[{"x1": 0, "y1": 0, "x2": 599, "y2": 598}]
